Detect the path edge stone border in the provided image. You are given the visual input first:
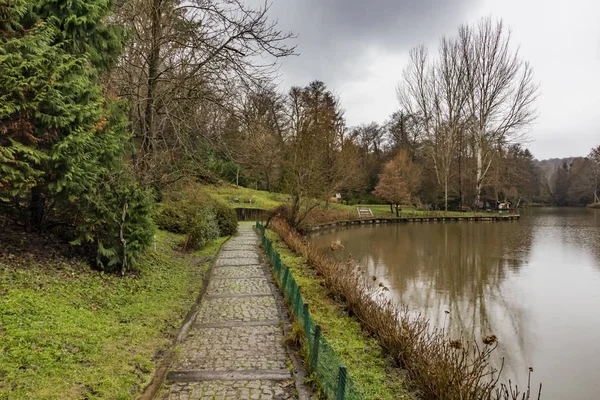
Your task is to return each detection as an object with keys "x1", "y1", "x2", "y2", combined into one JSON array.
[
  {"x1": 166, "y1": 369, "x2": 293, "y2": 383},
  {"x1": 137, "y1": 236, "x2": 231, "y2": 400}
]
